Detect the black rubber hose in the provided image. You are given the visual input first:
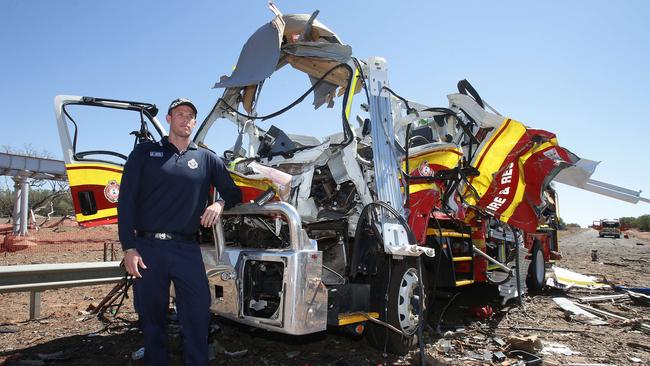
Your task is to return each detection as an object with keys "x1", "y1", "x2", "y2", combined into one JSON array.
[
  {"x1": 514, "y1": 233, "x2": 523, "y2": 306},
  {"x1": 214, "y1": 63, "x2": 356, "y2": 147},
  {"x1": 416, "y1": 255, "x2": 426, "y2": 366}
]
